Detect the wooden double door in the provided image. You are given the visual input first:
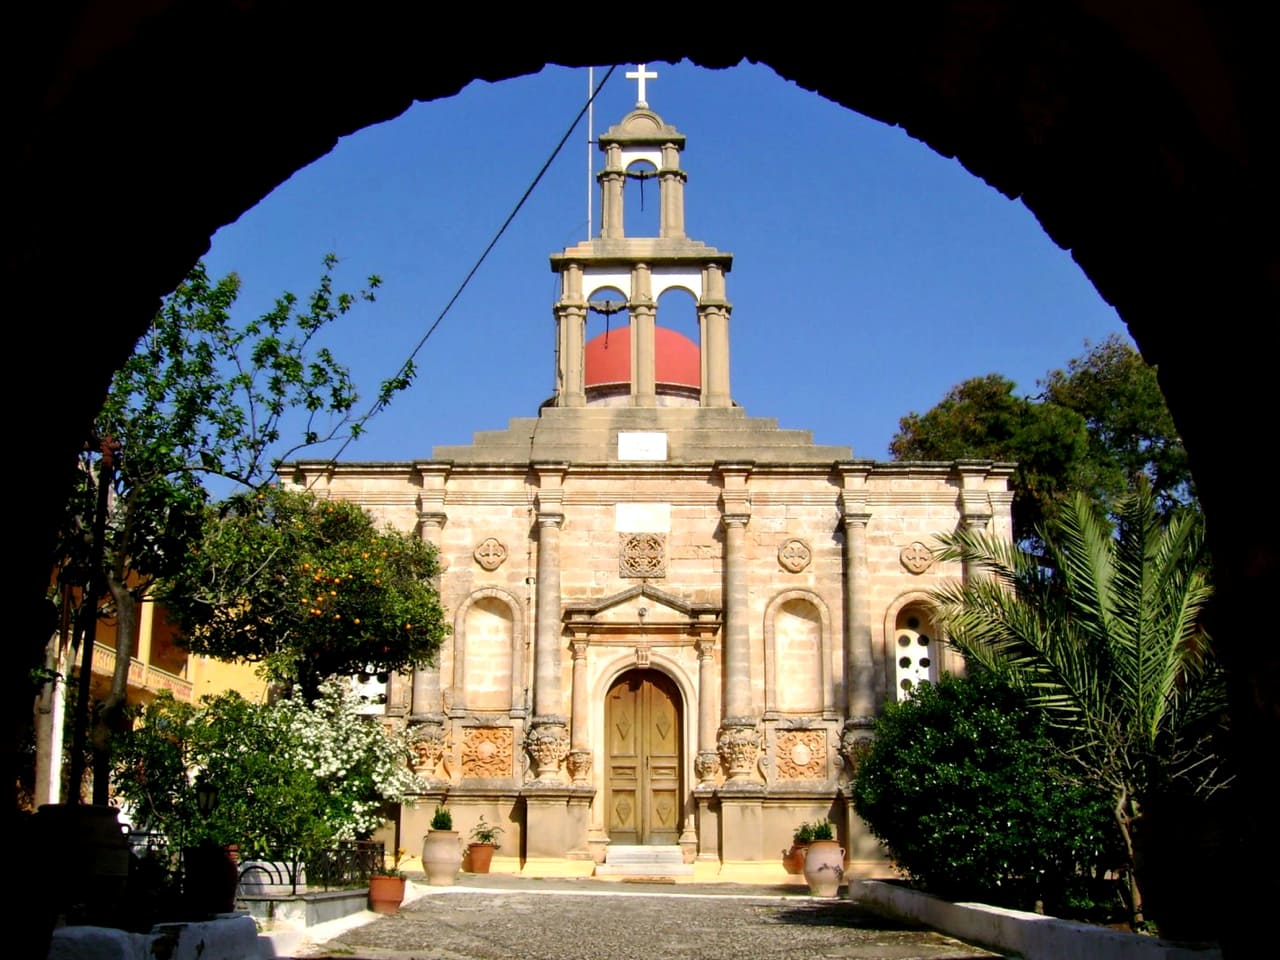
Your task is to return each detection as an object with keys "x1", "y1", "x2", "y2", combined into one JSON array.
[{"x1": 605, "y1": 669, "x2": 683, "y2": 845}]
